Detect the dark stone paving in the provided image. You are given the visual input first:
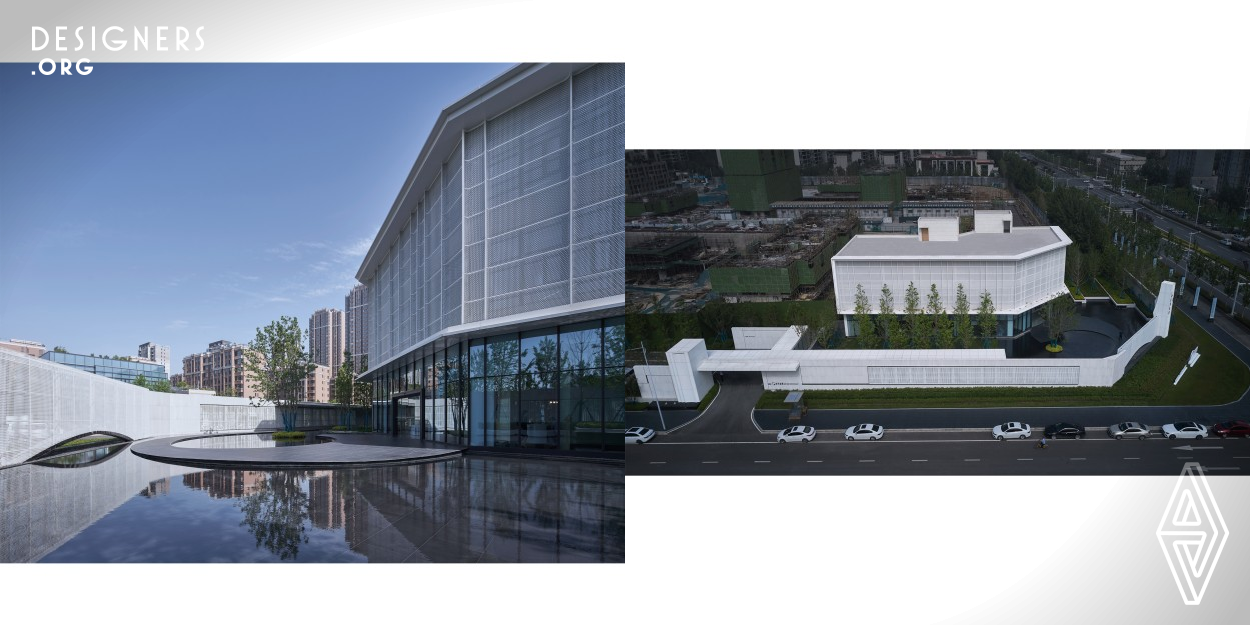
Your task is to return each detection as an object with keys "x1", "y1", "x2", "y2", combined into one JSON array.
[{"x1": 131, "y1": 432, "x2": 463, "y2": 468}]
